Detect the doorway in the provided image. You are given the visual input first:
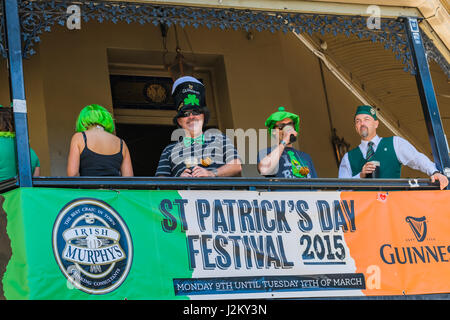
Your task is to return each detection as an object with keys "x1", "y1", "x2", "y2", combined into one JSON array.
[{"x1": 115, "y1": 123, "x2": 177, "y2": 176}]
